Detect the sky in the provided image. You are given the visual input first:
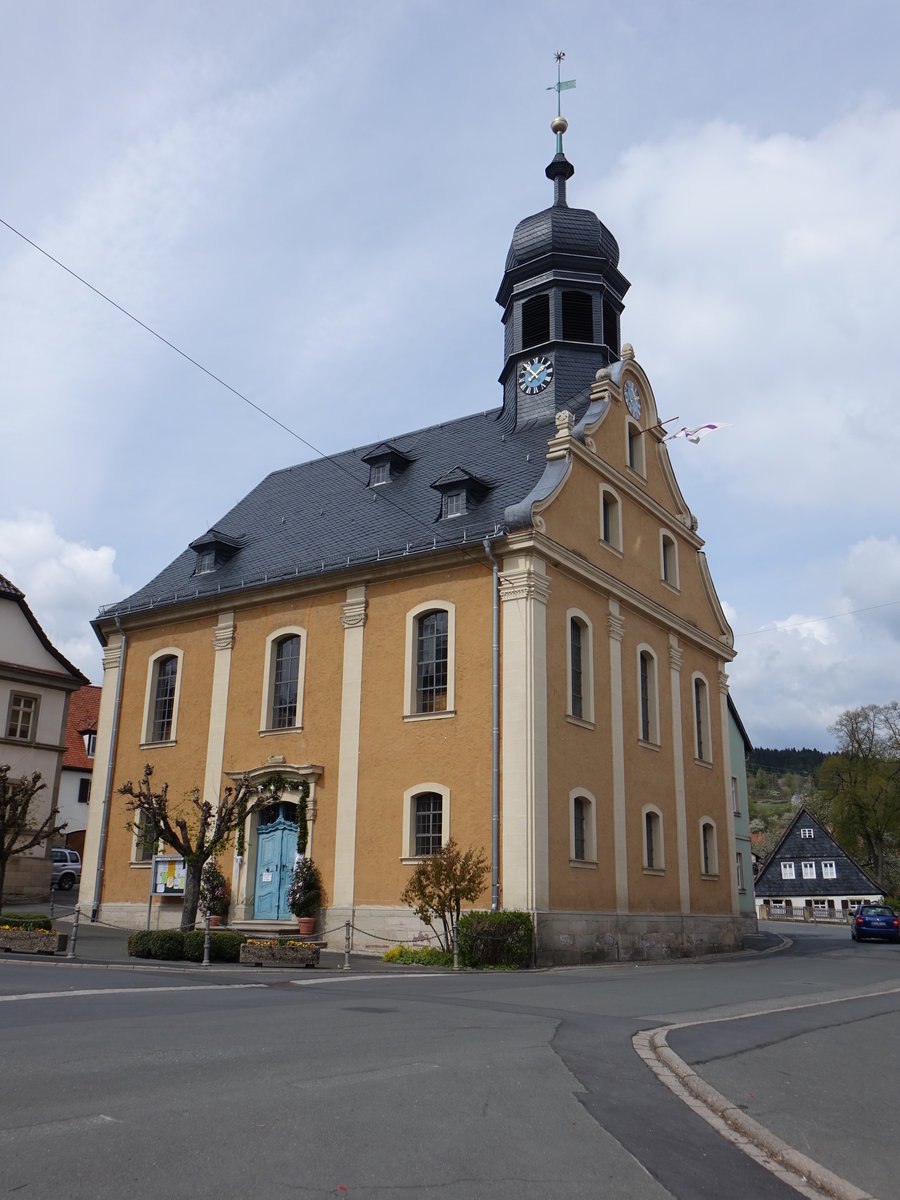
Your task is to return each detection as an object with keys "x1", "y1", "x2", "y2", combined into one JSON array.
[{"x1": 2, "y1": 0, "x2": 900, "y2": 752}]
